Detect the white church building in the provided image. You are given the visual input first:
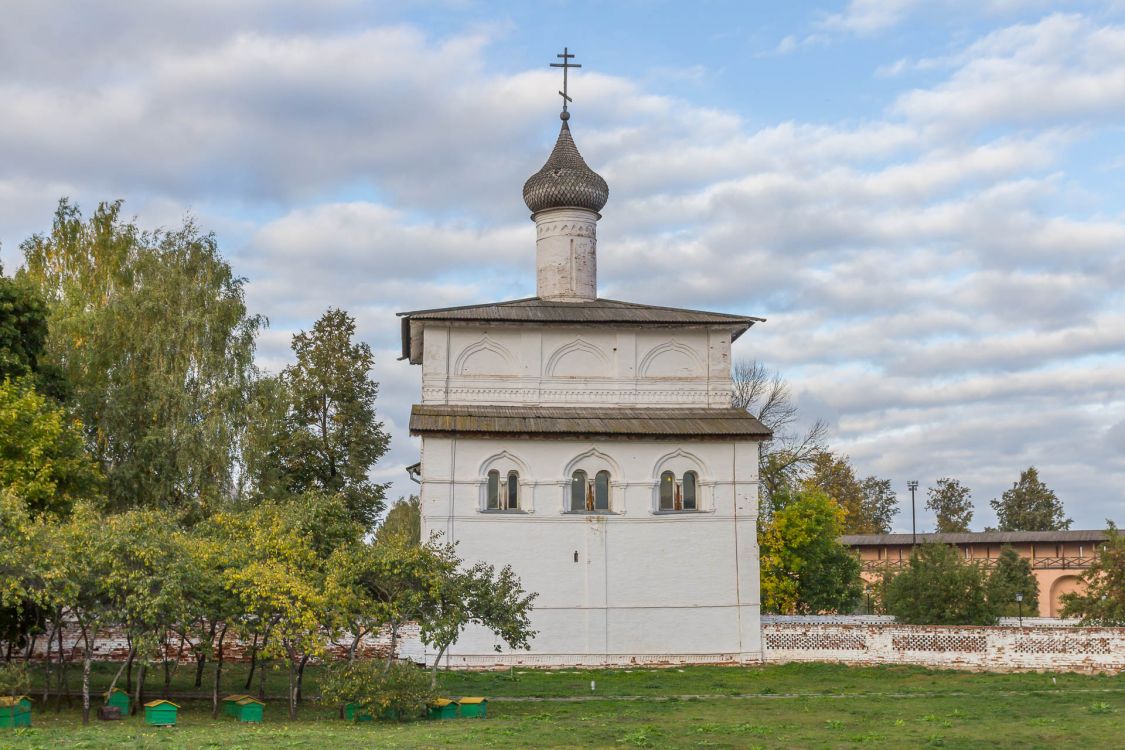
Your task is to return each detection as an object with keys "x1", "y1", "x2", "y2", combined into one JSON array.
[{"x1": 399, "y1": 65, "x2": 770, "y2": 666}]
